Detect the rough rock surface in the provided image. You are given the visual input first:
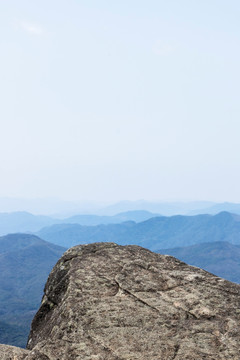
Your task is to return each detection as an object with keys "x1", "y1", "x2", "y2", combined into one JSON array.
[
  {"x1": 1, "y1": 242, "x2": 240, "y2": 359},
  {"x1": 0, "y1": 344, "x2": 28, "y2": 359}
]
